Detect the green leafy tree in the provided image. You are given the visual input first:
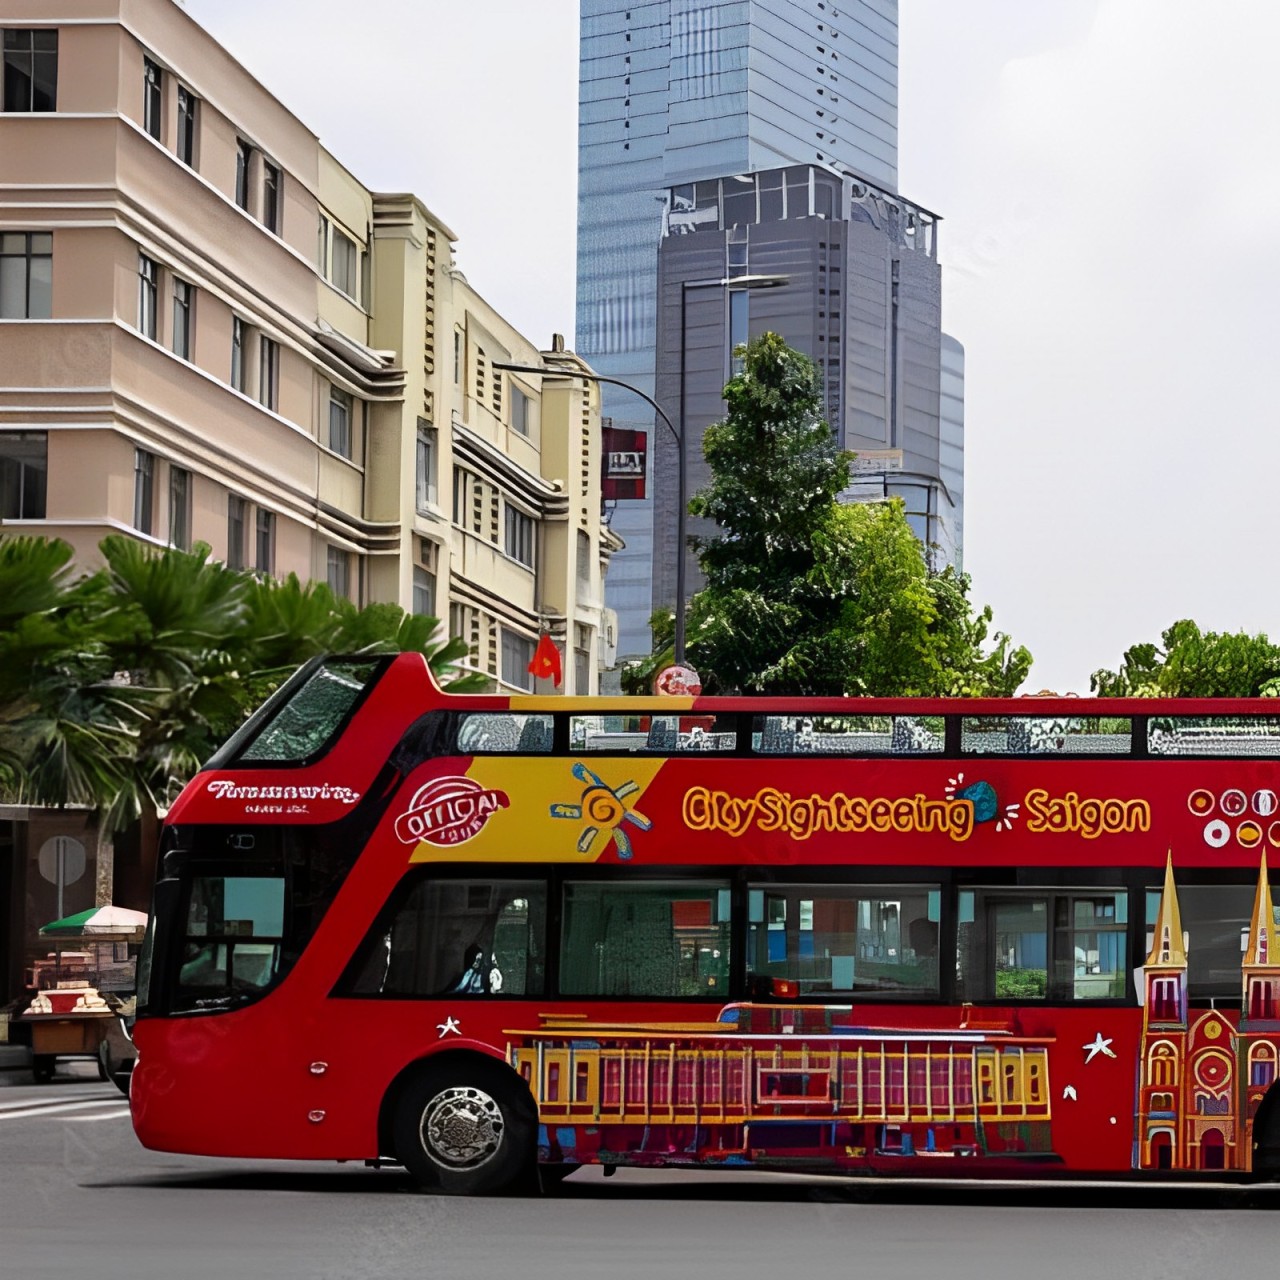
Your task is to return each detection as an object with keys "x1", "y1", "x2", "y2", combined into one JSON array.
[
  {"x1": 626, "y1": 333, "x2": 1030, "y2": 696},
  {"x1": 1091, "y1": 620, "x2": 1280, "y2": 697}
]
